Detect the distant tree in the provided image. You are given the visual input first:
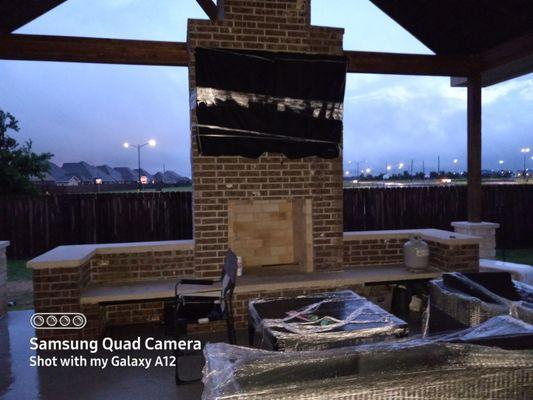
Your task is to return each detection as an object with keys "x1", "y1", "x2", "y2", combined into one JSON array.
[{"x1": 0, "y1": 109, "x2": 52, "y2": 194}]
